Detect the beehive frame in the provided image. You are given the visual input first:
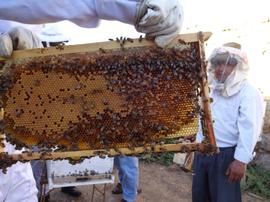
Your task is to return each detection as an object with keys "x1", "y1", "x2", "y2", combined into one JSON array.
[{"x1": 0, "y1": 32, "x2": 216, "y2": 172}]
